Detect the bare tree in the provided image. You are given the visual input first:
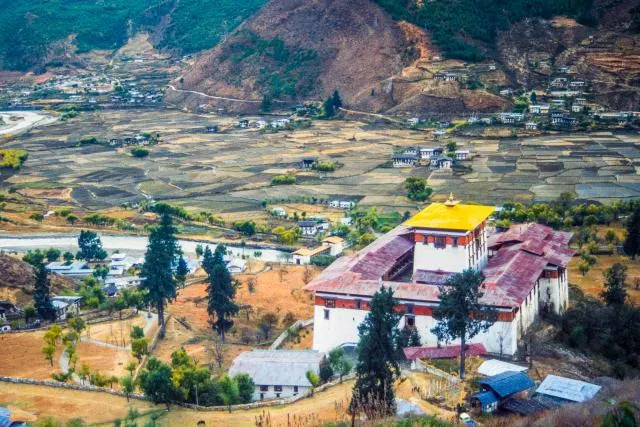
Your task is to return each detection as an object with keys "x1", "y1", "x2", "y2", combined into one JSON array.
[
  {"x1": 210, "y1": 337, "x2": 227, "y2": 369},
  {"x1": 303, "y1": 266, "x2": 313, "y2": 285},
  {"x1": 278, "y1": 266, "x2": 288, "y2": 284}
]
